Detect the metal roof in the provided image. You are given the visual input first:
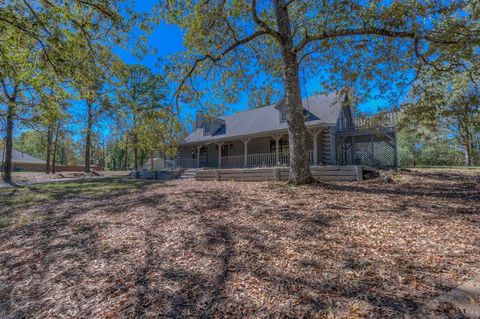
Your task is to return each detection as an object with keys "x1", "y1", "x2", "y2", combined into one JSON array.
[{"x1": 183, "y1": 92, "x2": 344, "y2": 145}]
